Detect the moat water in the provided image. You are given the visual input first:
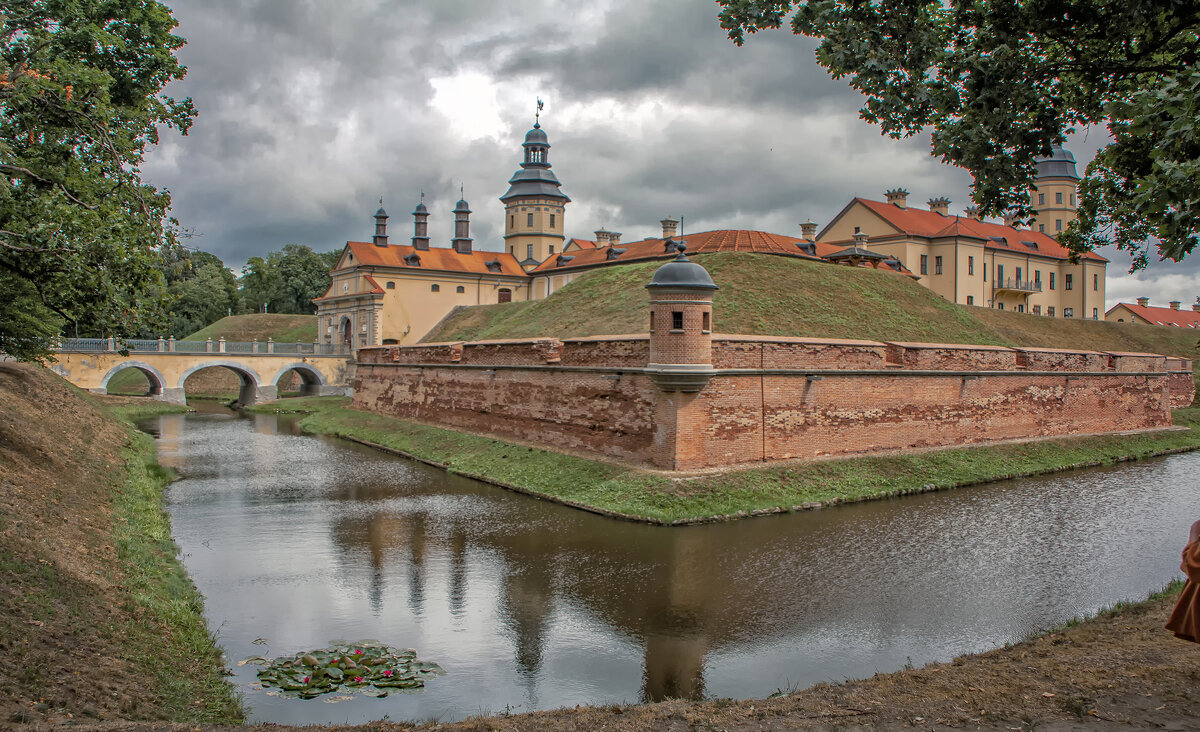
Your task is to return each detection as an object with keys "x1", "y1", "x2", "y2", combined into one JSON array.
[{"x1": 142, "y1": 404, "x2": 1200, "y2": 726}]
